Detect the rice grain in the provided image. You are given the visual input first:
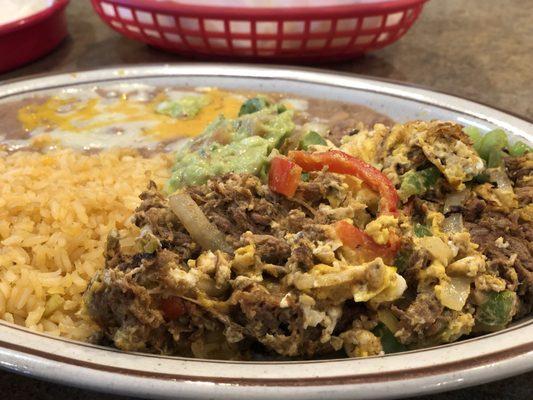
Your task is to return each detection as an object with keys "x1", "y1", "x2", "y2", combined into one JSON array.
[{"x1": 0, "y1": 148, "x2": 171, "y2": 340}]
